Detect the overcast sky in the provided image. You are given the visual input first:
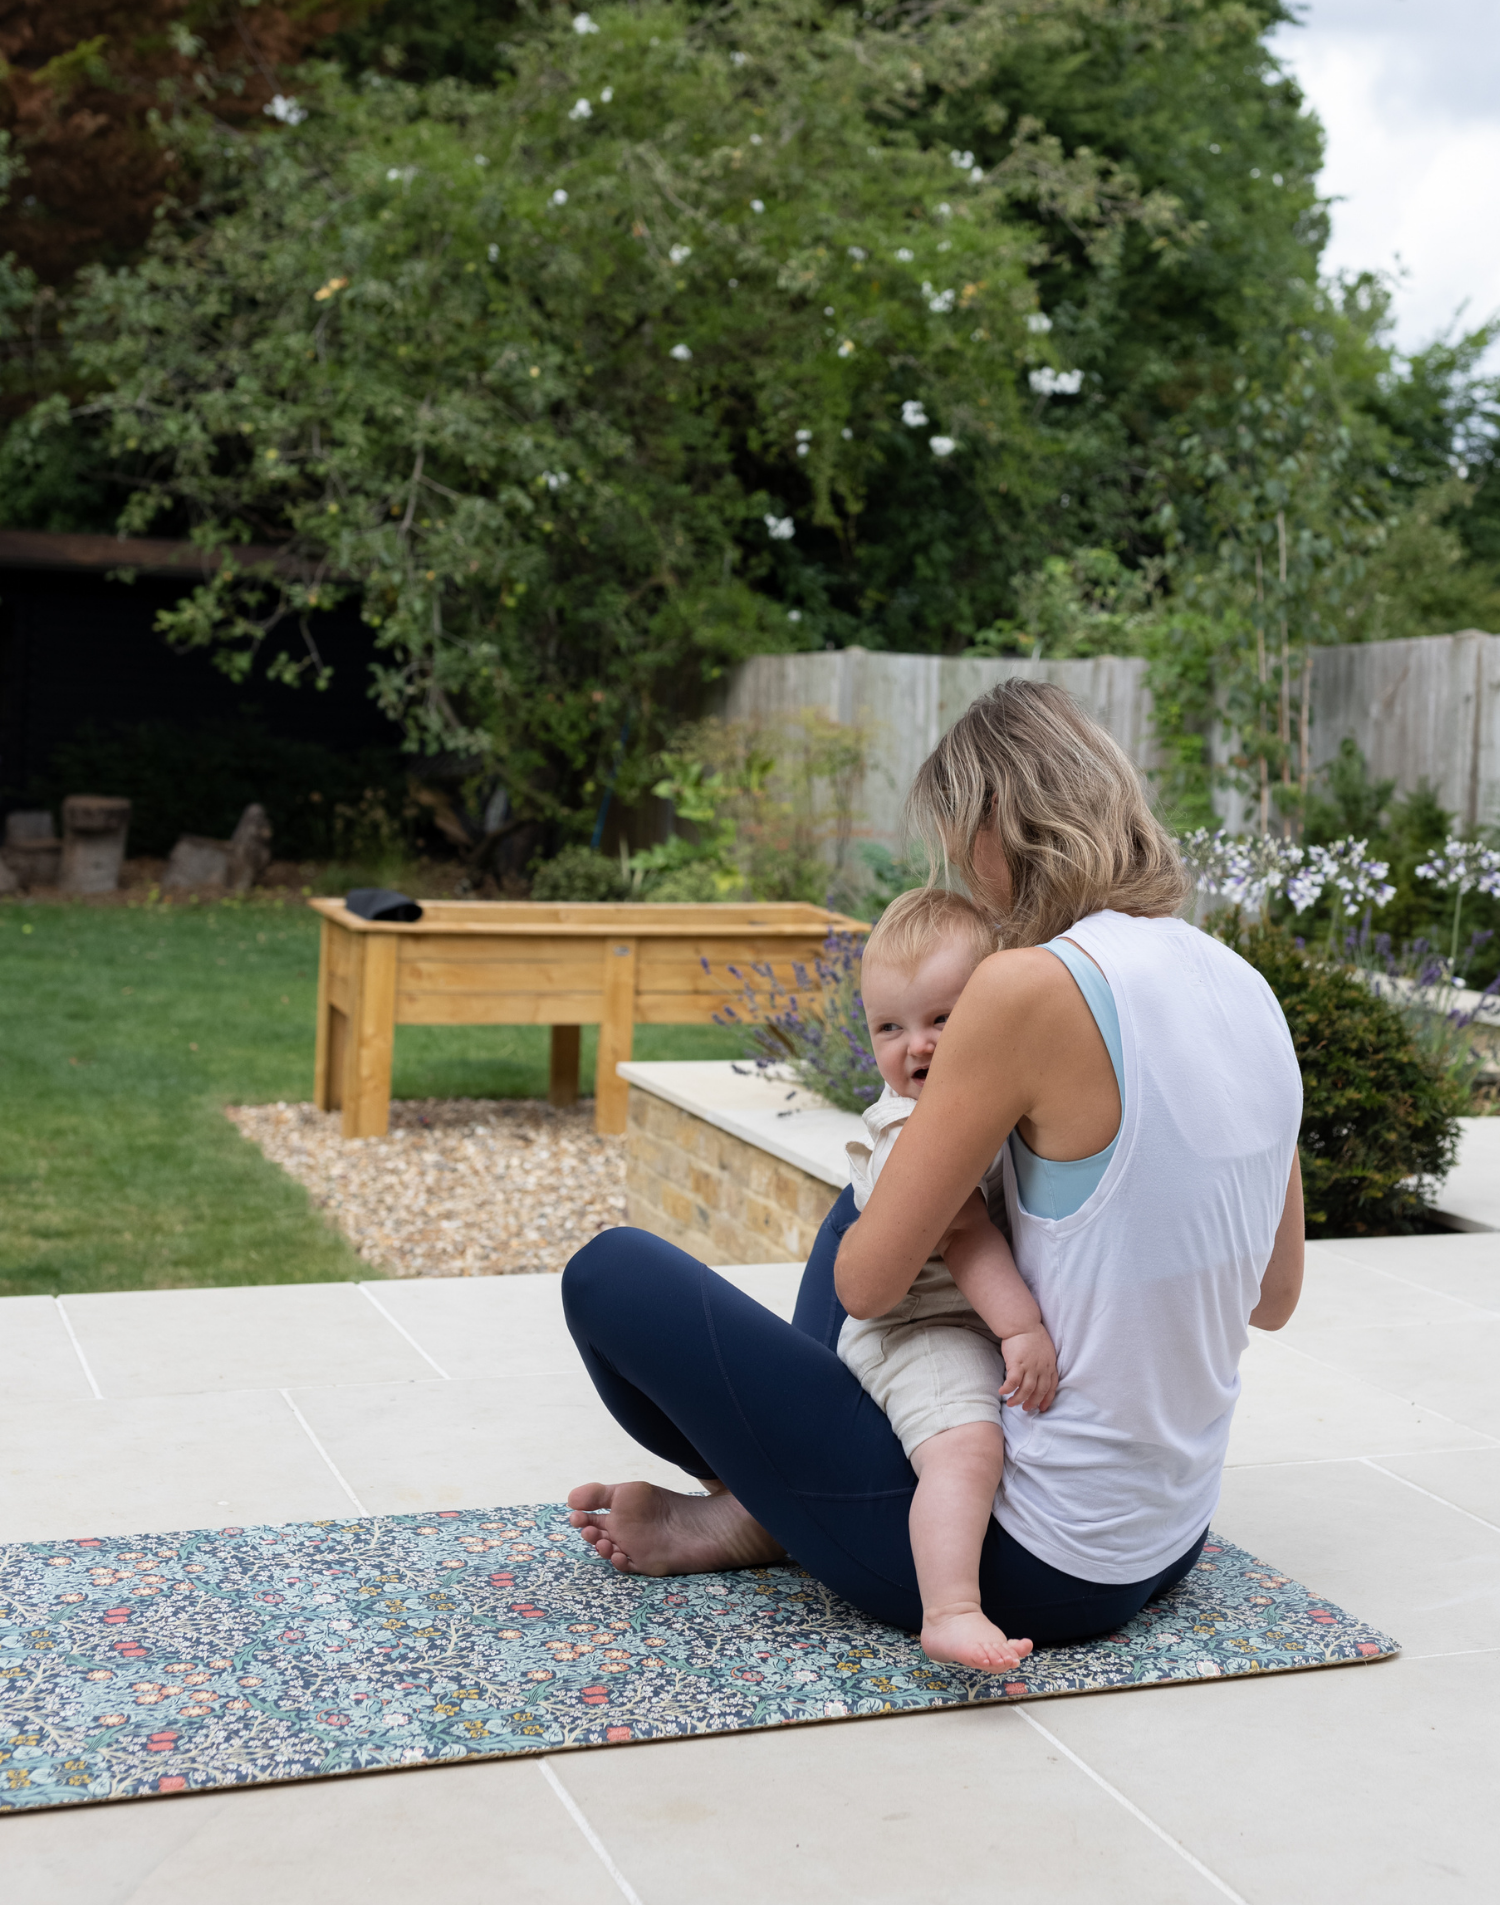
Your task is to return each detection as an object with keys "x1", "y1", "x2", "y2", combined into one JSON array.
[{"x1": 1267, "y1": 0, "x2": 1500, "y2": 365}]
